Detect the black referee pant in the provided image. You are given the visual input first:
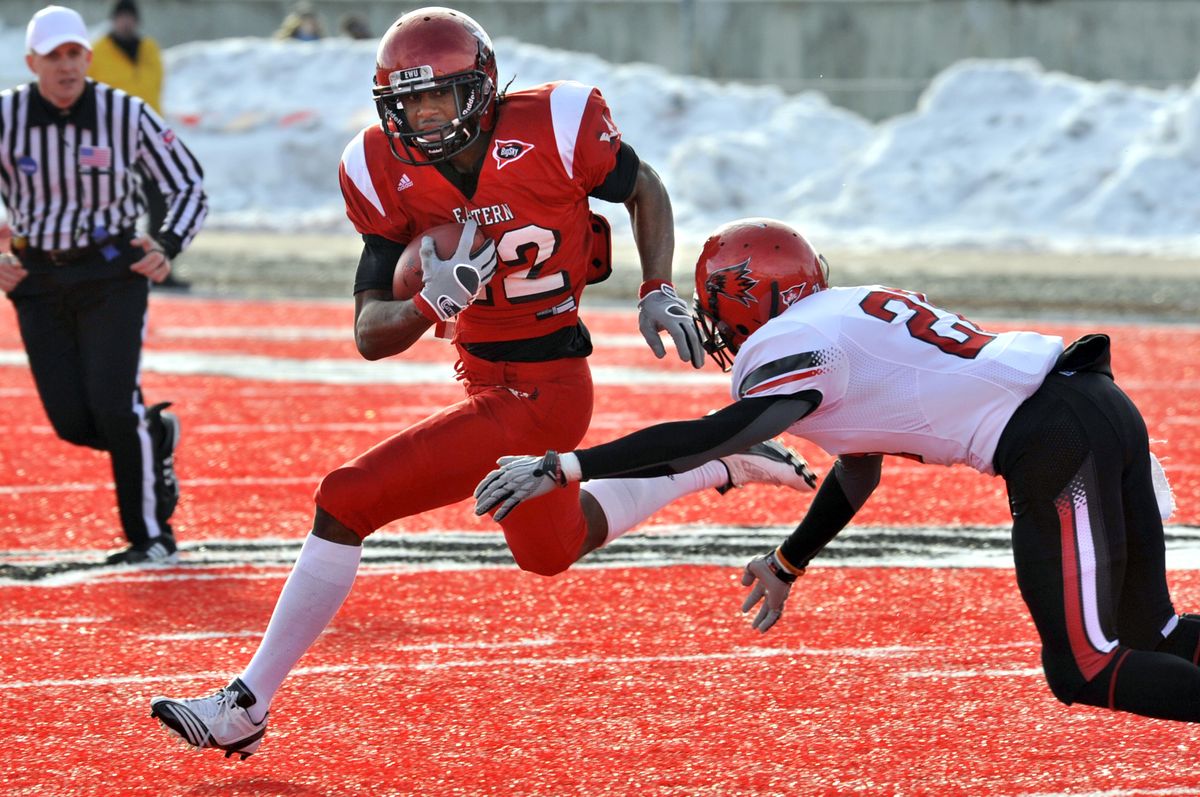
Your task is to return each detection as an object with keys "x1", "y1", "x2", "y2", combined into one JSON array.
[
  {"x1": 9, "y1": 241, "x2": 175, "y2": 548},
  {"x1": 995, "y1": 341, "x2": 1200, "y2": 722}
]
